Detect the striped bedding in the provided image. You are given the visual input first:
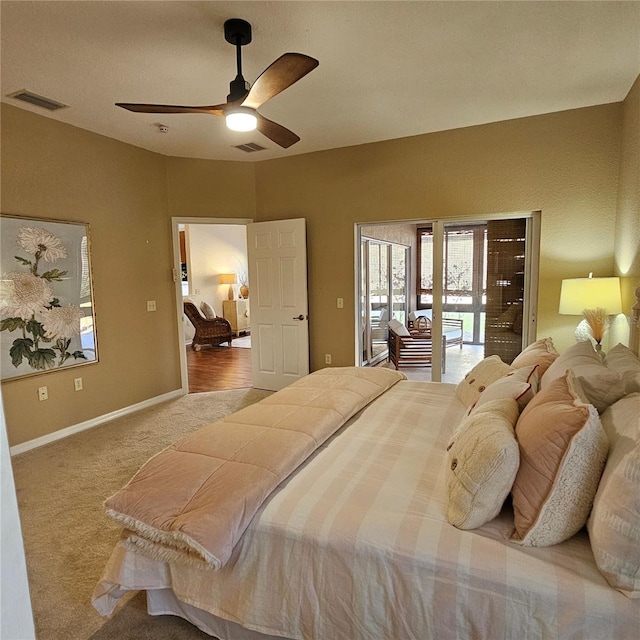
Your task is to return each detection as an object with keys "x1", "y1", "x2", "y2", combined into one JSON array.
[{"x1": 93, "y1": 380, "x2": 640, "y2": 640}]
